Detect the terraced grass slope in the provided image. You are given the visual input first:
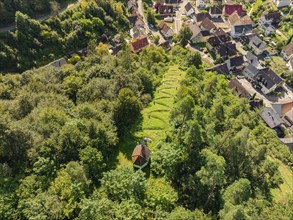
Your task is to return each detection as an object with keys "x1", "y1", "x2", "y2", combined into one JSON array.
[{"x1": 117, "y1": 65, "x2": 185, "y2": 167}]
